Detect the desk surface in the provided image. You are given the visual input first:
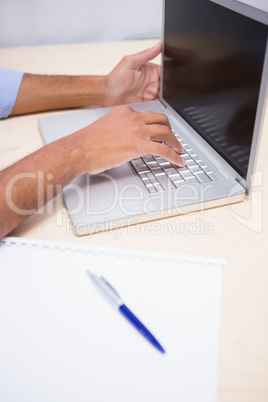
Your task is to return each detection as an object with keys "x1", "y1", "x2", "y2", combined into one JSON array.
[{"x1": 0, "y1": 39, "x2": 267, "y2": 402}]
